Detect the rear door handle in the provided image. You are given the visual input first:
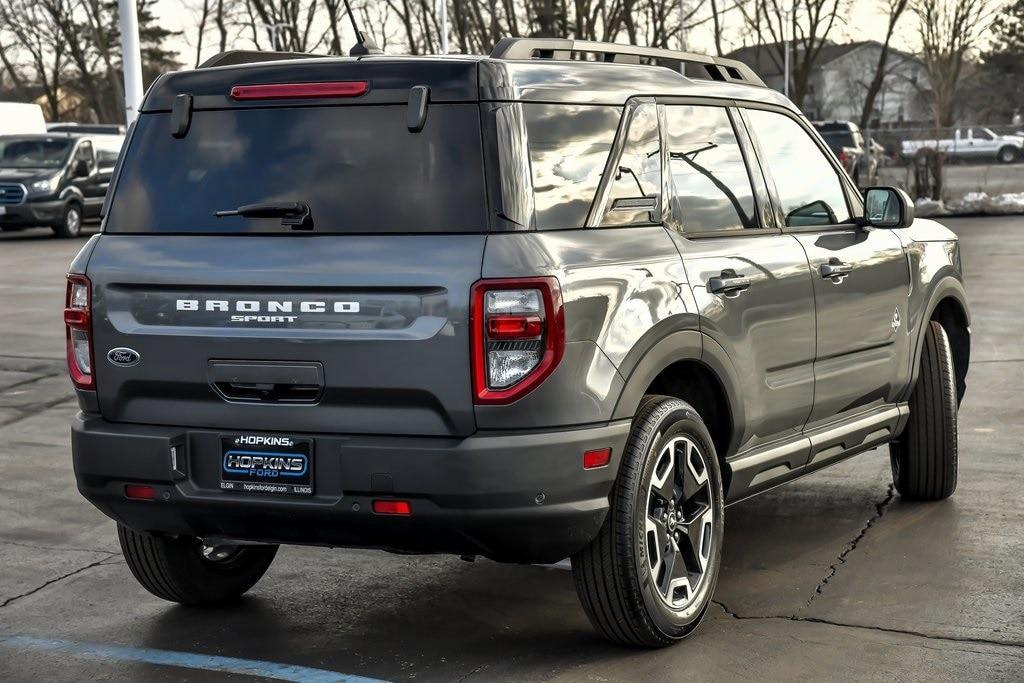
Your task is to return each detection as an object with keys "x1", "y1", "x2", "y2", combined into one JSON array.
[
  {"x1": 820, "y1": 260, "x2": 853, "y2": 279},
  {"x1": 708, "y1": 272, "x2": 751, "y2": 296}
]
